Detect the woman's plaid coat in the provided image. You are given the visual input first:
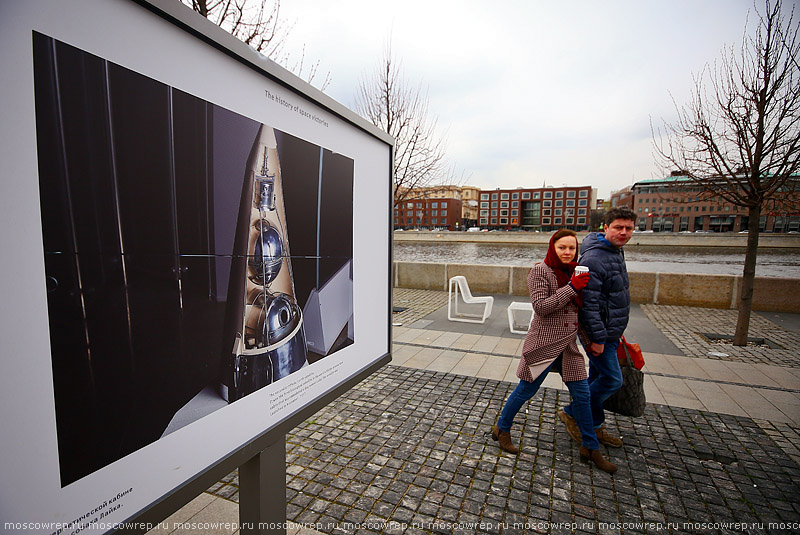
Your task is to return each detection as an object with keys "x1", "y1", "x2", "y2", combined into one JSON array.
[{"x1": 516, "y1": 262, "x2": 588, "y2": 383}]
